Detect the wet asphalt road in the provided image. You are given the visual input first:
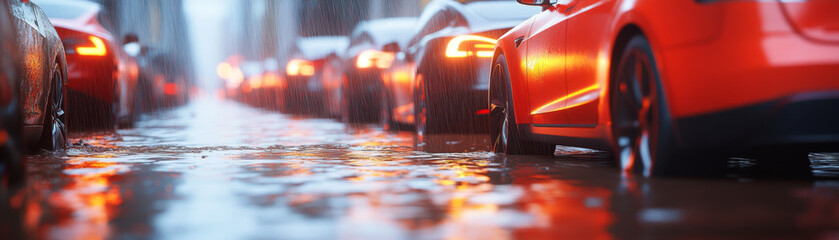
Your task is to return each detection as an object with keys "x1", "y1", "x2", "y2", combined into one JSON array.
[{"x1": 2, "y1": 98, "x2": 839, "y2": 239}]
